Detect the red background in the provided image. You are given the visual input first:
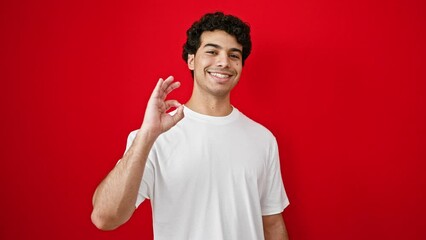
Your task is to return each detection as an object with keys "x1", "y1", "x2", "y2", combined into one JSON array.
[{"x1": 1, "y1": 0, "x2": 425, "y2": 239}]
